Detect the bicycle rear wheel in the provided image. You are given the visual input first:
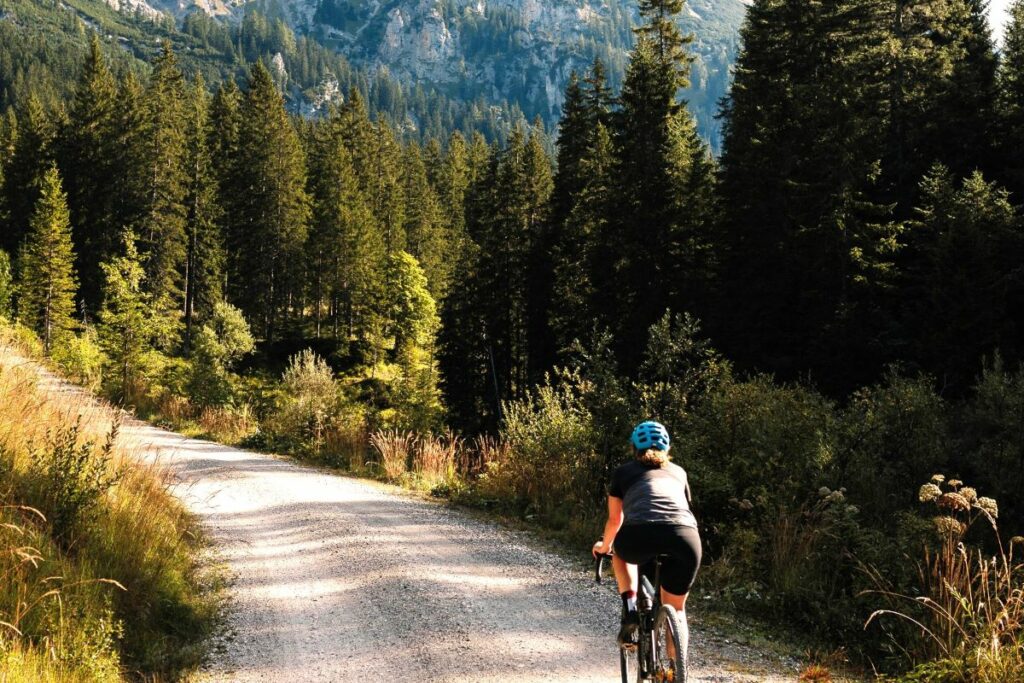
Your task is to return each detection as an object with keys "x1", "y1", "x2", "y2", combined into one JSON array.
[{"x1": 653, "y1": 605, "x2": 686, "y2": 683}]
